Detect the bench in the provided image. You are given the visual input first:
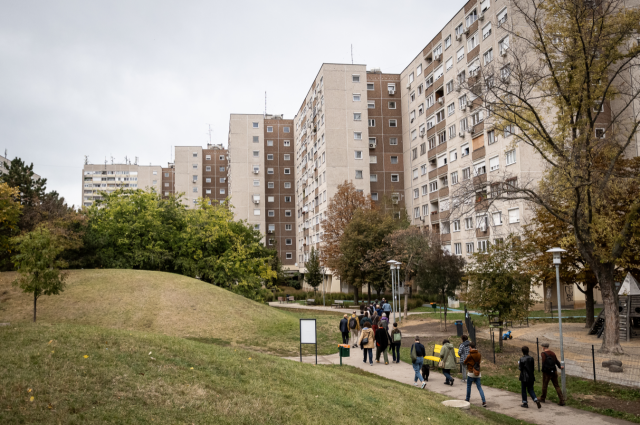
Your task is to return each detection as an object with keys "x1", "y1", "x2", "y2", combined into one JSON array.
[
  {"x1": 306, "y1": 299, "x2": 315, "y2": 306},
  {"x1": 277, "y1": 297, "x2": 285, "y2": 304},
  {"x1": 331, "y1": 300, "x2": 345, "y2": 309},
  {"x1": 286, "y1": 296, "x2": 295, "y2": 303},
  {"x1": 425, "y1": 344, "x2": 460, "y2": 366}
]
